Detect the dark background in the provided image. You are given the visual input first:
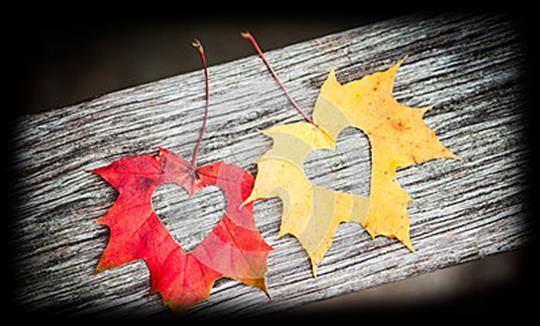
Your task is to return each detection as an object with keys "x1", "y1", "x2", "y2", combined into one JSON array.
[
  {"x1": 16, "y1": 13, "x2": 404, "y2": 117},
  {"x1": 8, "y1": 8, "x2": 535, "y2": 321}
]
